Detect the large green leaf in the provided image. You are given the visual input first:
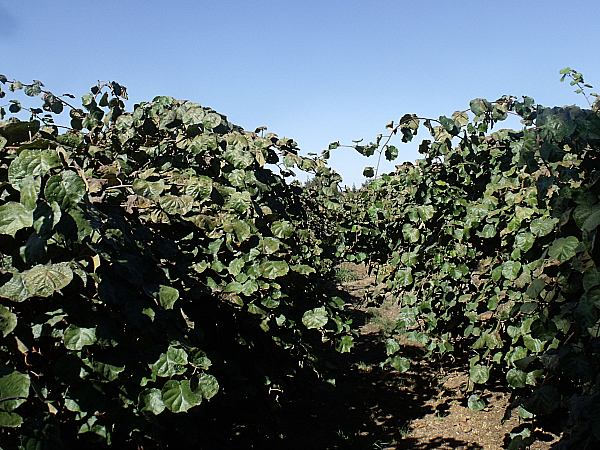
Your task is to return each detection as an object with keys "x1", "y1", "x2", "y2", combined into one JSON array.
[
  {"x1": 507, "y1": 368, "x2": 527, "y2": 388},
  {"x1": 548, "y1": 236, "x2": 579, "y2": 263},
  {"x1": 161, "y1": 380, "x2": 202, "y2": 413},
  {"x1": 271, "y1": 220, "x2": 294, "y2": 239},
  {"x1": 469, "y1": 364, "x2": 490, "y2": 384},
  {"x1": 23, "y1": 263, "x2": 73, "y2": 297},
  {"x1": 502, "y1": 261, "x2": 522, "y2": 281},
  {"x1": 159, "y1": 195, "x2": 194, "y2": 215},
  {"x1": 302, "y1": 307, "x2": 329, "y2": 329},
  {"x1": 63, "y1": 325, "x2": 97, "y2": 350},
  {"x1": 0, "y1": 371, "x2": 30, "y2": 412},
  {"x1": 0, "y1": 202, "x2": 33, "y2": 237},
  {"x1": 467, "y1": 394, "x2": 485, "y2": 411},
  {"x1": 19, "y1": 175, "x2": 41, "y2": 210},
  {"x1": 530, "y1": 217, "x2": 558, "y2": 237},
  {"x1": 194, "y1": 373, "x2": 219, "y2": 400},
  {"x1": 44, "y1": 170, "x2": 87, "y2": 209},
  {"x1": 0, "y1": 273, "x2": 30, "y2": 302},
  {"x1": 133, "y1": 178, "x2": 164, "y2": 199},
  {"x1": 259, "y1": 260, "x2": 289, "y2": 279},
  {"x1": 8, "y1": 149, "x2": 61, "y2": 189},
  {"x1": 389, "y1": 356, "x2": 410, "y2": 373},
  {"x1": 153, "y1": 285, "x2": 179, "y2": 310},
  {"x1": 0, "y1": 305, "x2": 17, "y2": 337},
  {"x1": 150, "y1": 345, "x2": 188, "y2": 377},
  {"x1": 184, "y1": 176, "x2": 212, "y2": 200},
  {"x1": 138, "y1": 388, "x2": 165, "y2": 415},
  {"x1": 0, "y1": 411, "x2": 23, "y2": 427}
]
